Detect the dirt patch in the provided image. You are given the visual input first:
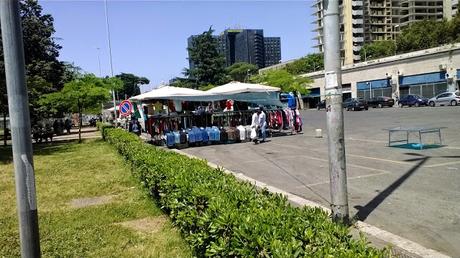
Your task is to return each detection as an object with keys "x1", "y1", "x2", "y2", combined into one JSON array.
[
  {"x1": 116, "y1": 216, "x2": 168, "y2": 233},
  {"x1": 69, "y1": 195, "x2": 116, "y2": 208}
]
